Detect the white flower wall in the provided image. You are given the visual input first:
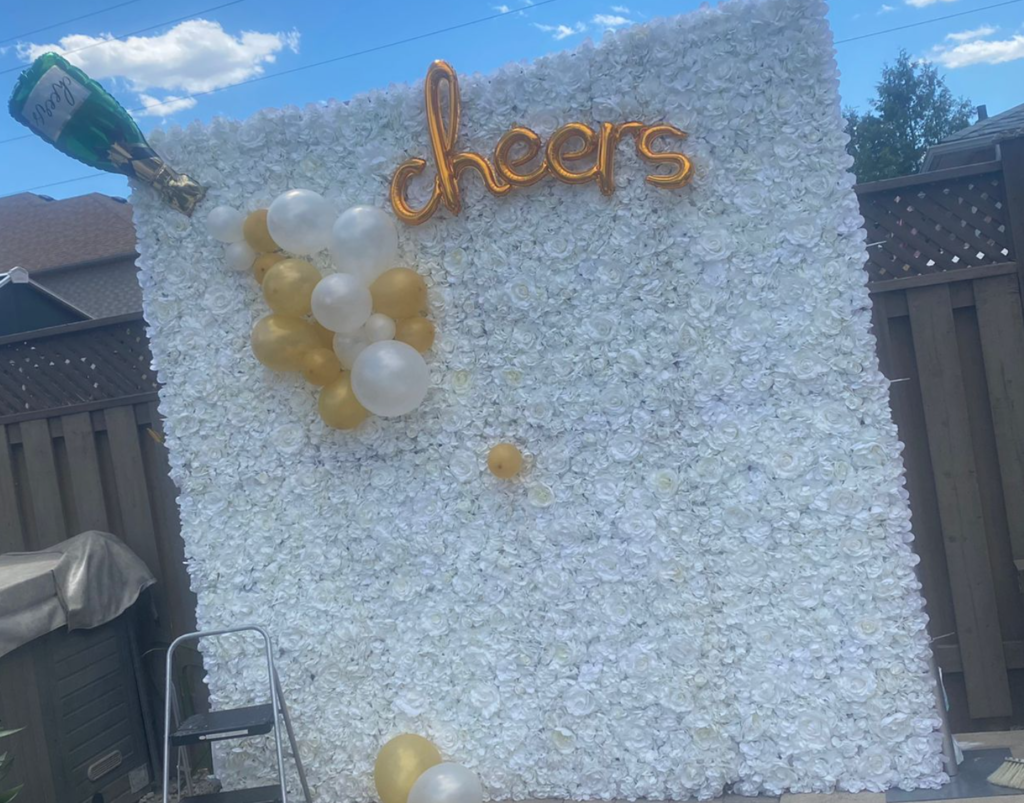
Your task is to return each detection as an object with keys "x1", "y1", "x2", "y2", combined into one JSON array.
[{"x1": 132, "y1": 0, "x2": 947, "y2": 798}]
